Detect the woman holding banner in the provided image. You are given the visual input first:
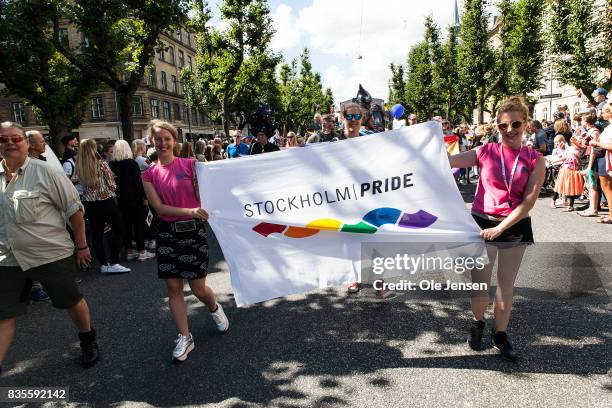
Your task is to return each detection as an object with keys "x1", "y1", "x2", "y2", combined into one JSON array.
[
  {"x1": 450, "y1": 96, "x2": 546, "y2": 362},
  {"x1": 141, "y1": 120, "x2": 229, "y2": 362}
]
